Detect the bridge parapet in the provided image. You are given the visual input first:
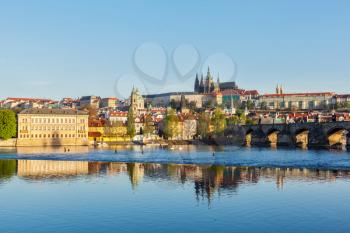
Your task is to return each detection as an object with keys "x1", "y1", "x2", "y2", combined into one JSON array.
[{"x1": 227, "y1": 121, "x2": 350, "y2": 148}]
